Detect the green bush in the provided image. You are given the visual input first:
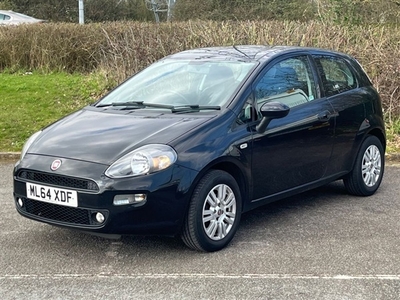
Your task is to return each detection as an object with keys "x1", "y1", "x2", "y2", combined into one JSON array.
[
  {"x1": 172, "y1": 0, "x2": 400, "y2": 24},
  {"x1": 321, "y1": 0, "x2": 400, "y2": 25},
  {"x1": 173, "y1": 0, "x2": 317, "y2": 21}
]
